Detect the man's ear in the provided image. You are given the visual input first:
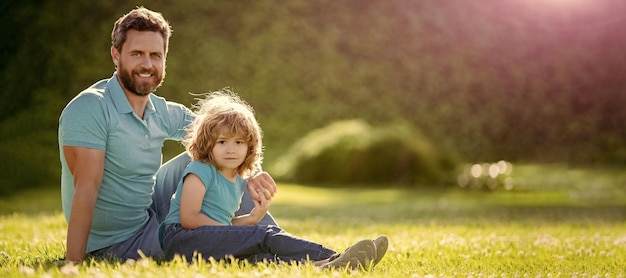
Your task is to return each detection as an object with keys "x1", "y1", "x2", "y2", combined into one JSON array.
[{"x1": 111, "y1": 46, "x2": 120, "y2": 68}]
